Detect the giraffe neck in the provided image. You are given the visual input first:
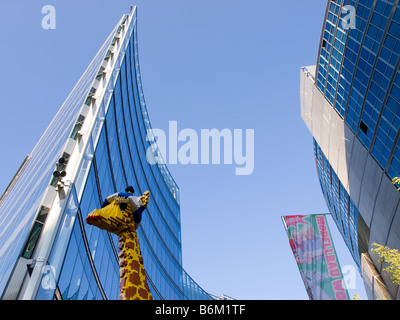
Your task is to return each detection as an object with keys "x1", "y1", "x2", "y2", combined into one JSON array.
[{"x1": 118, "y1": 229, "x2": 152, "y2": 300}]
